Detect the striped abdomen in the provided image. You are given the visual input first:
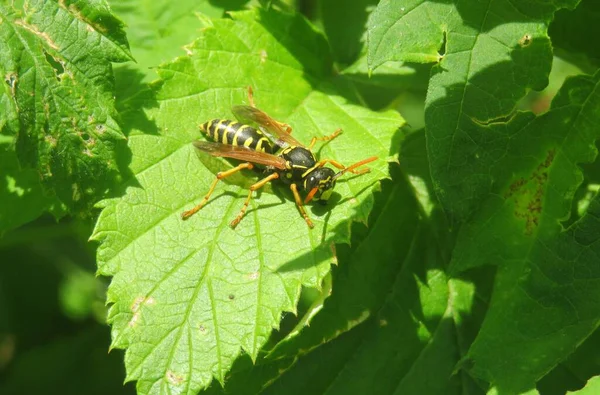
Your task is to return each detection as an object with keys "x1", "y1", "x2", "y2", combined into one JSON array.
[{"x1": 200, "y1": 119, "x2": 274, "y2": 154}]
